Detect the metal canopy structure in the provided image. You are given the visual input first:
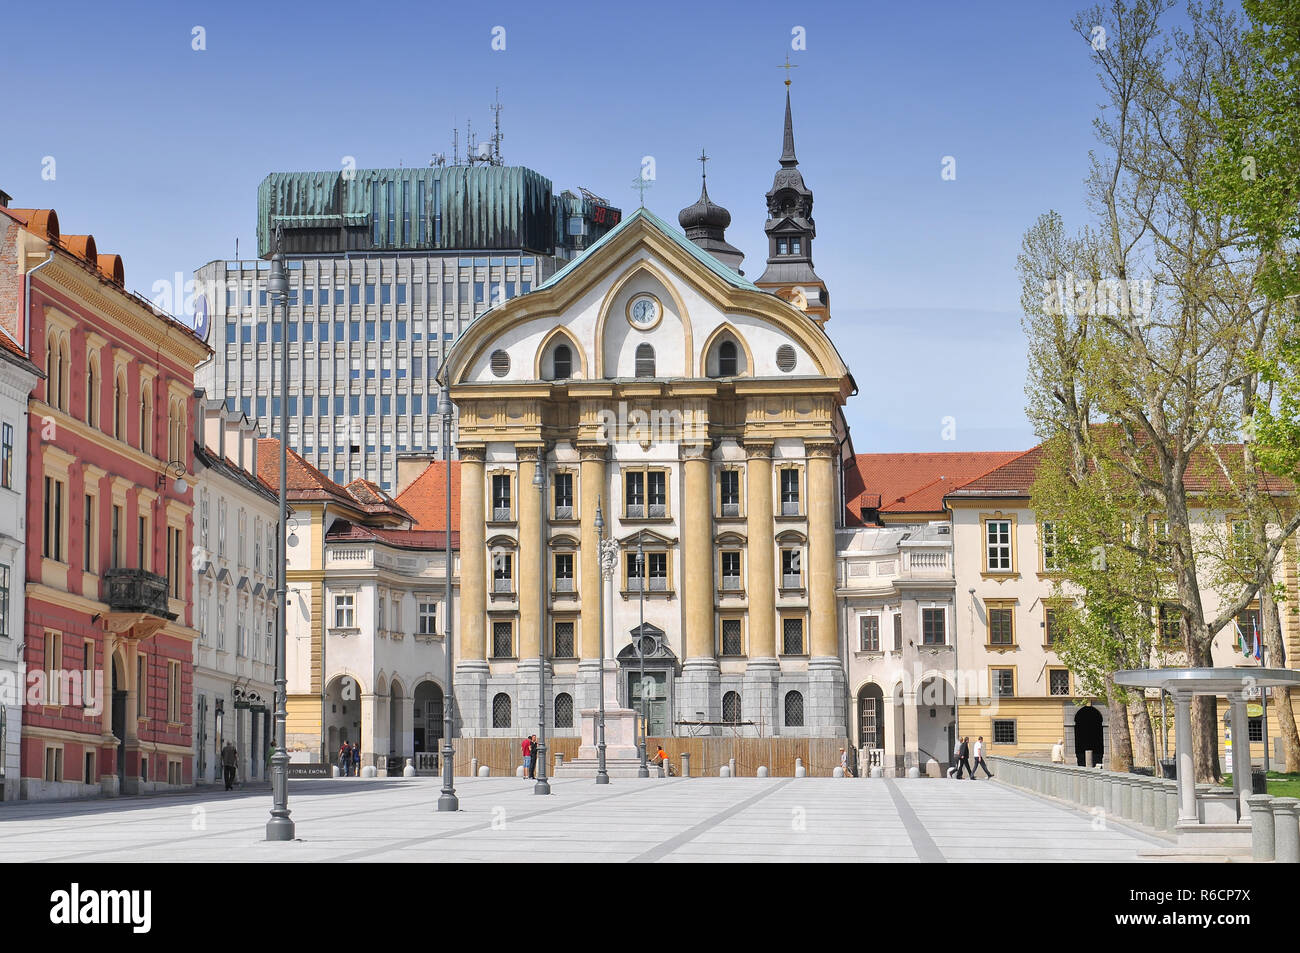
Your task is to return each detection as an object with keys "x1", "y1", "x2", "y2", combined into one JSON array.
[{"x1": 1114, "y1": 667, "x2": 1300, "y2": 826}]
